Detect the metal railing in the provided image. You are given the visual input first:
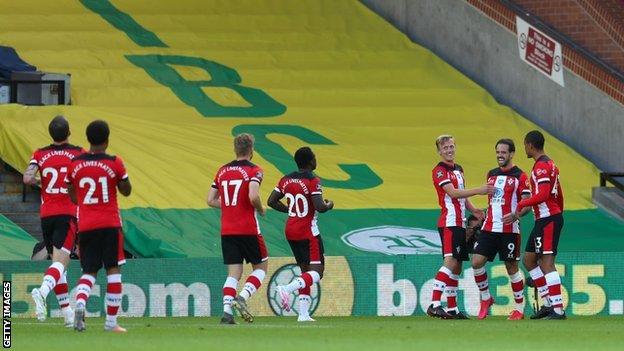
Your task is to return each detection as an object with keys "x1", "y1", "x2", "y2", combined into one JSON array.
[
  {"x1": 0, "y1": 79, "x2": 66, "y2": 105},
  {"x1": 499, "y1": 0, "x2": 624, "y2": 84},
  {"x1": 600, "y1": 172, "x2": 624, "y2": 192}
]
